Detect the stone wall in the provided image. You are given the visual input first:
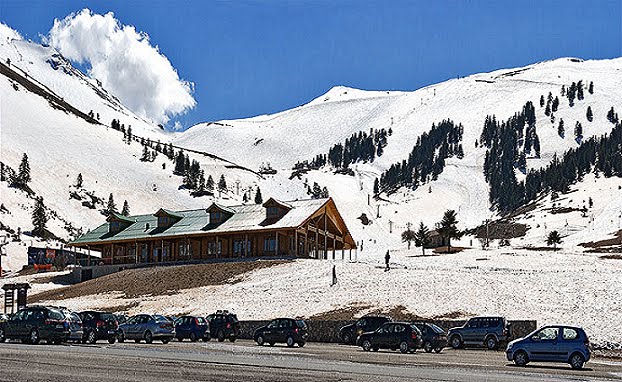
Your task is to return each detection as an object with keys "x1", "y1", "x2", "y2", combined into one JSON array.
[{"x1": 238, "y1": 319, "x2": 537, "y2": 344}]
